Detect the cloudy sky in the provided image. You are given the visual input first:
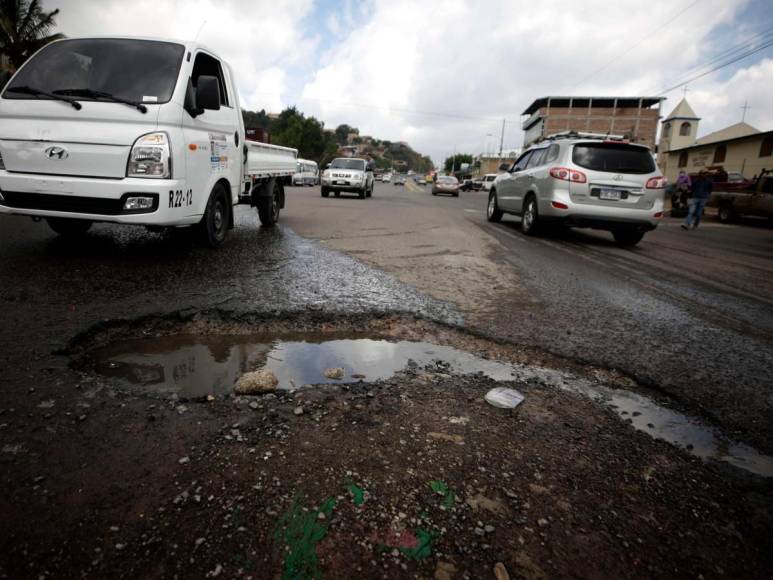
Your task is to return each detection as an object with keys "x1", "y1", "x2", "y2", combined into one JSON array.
[{"x1": 47, "y1": 0, "x2": 773, "y2": 165}]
